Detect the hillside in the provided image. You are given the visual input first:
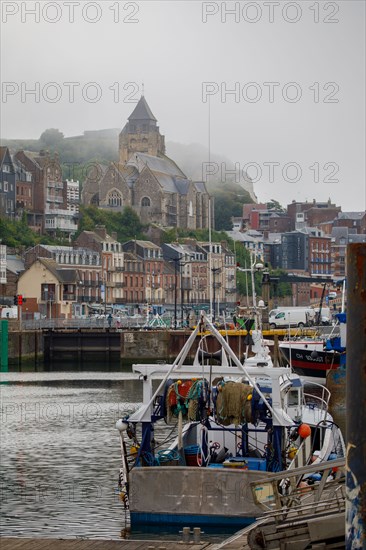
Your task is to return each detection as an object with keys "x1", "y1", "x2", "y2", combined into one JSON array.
[{"x1": 2, "y1": 128, "x2": 257, "y2": 230}]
